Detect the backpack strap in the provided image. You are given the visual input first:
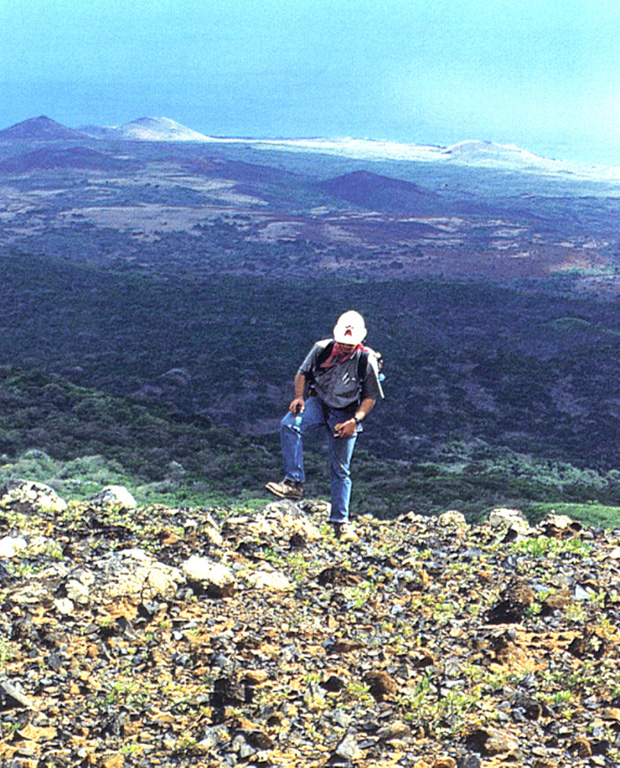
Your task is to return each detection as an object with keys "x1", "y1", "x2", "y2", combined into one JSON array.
[
  {"x1": 357, "y1": 349, "x2": 369, "y2": 382},
  {"x1": 314, "y1": 340, "x2": 336, "y2": 372}
]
